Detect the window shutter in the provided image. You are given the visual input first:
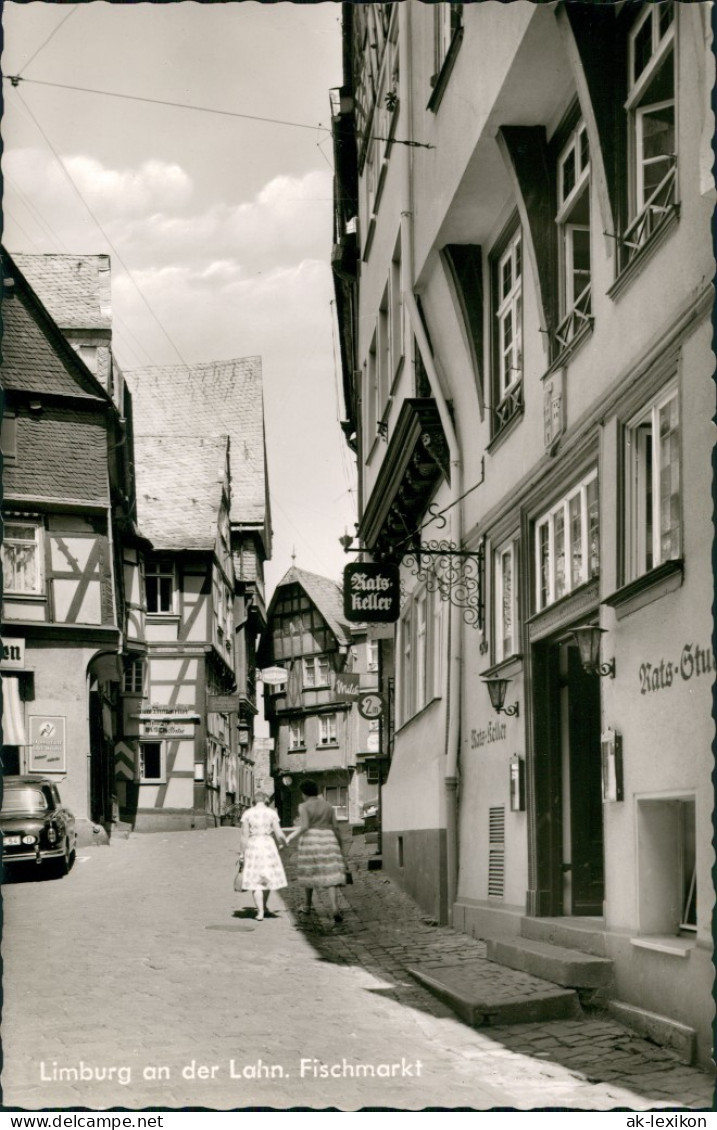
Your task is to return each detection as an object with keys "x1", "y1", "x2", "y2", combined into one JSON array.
[{"x1": 488, "y1": 805, "x2": 505, "y2": 898}]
